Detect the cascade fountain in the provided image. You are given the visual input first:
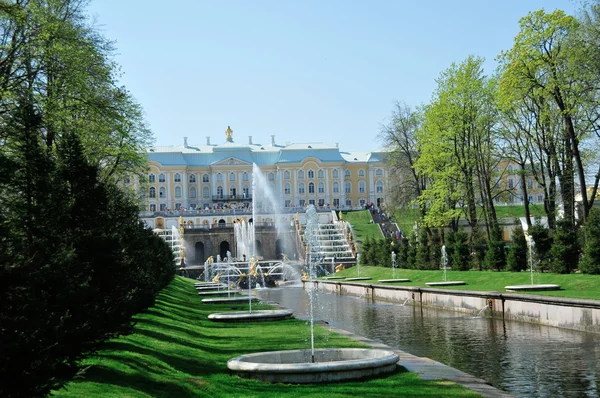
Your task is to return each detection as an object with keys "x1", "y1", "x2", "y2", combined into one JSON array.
[
  {"x1": 378, "y1": 250, "x2": 411, "y2": 283},
  {"x1": 227, "y1": 204, "x2": 400, "y2": 383},
  {"x1": 426, "y1": 244, "x2": 466, "y2": 287},
  {"x1": 207, "y1": 163, "x2": 294, "y2": 322}
]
